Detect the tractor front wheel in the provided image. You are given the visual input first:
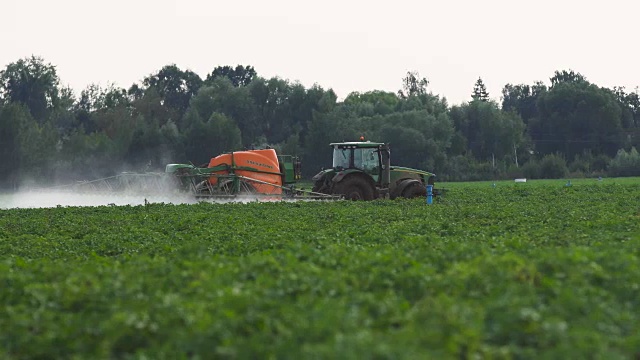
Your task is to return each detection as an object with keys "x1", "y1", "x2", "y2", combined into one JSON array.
[
  {"x1": 312, "y1": 180, "x2": 328, "y2": 194},
  {"x1": 333, "y1": 177, "x2": 374, "y2": 201}
]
